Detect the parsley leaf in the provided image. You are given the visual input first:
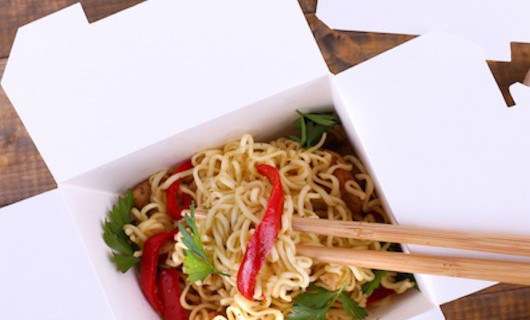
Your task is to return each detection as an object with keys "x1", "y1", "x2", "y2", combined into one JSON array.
[
  {"x1": 293, "y1": 285, "x2": 337, "y2": 309},
  {"x1": 362, "y1": 270, "x2": 388, "y2": 295},
  {"x1": 289, "y1": 110, "x2": 339, "y2": 148},
  {"x1": 178, "y1": 204, "x2": 228, "y2": 282},
  {"x1": 102, "y1": 190, "x2": 140, "y2": 273},
  {"x1": 183, "y1": 253, "x2": 219, "y2": 283},
  {"x1": 288, "y1": 285, "x2": 367, "y2": 320},
  {"x1": 340, "y1": 292, "x2": 368, "y2": 320},
  {"x1": 112, "y1": 253, "x2": 141, "y2": 273},
  {"x1": 287, "y1": 285, "x2": 335, "y2": 320},
  {"x1": 288, "y1": 305, "x2": 327, "y2": 320}
]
